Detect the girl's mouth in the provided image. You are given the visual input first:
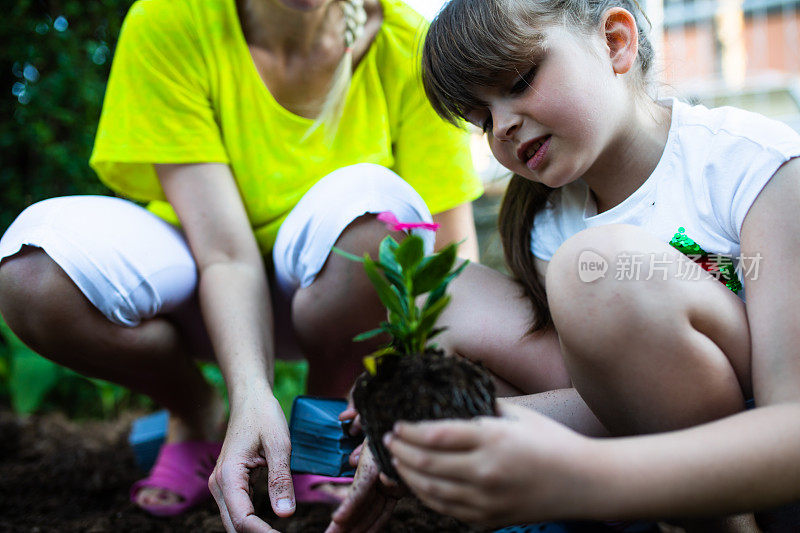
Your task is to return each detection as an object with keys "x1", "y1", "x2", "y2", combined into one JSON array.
[{"x1": 522, "y1": 135, "x2": 551, "y2": 171}]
